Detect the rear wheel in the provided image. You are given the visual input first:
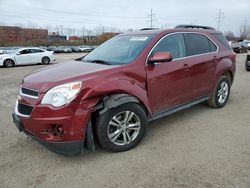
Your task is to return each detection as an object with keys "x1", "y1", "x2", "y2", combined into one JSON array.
[
  {"x1": 41, "y1": 57, "x2": 50, "y2": 64},
  {"x1": 246, "y1": 59, "x2": 250, "y2": 71},
  {"x1": 95, "y1": 103, "x2": 147, "y2": 152},
  {"x1": 4, "y1": 59, "x2": 14, "y2": 68},
  {"x1": 208, "y1": 76, "x2": 231, "y2": 108}
]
